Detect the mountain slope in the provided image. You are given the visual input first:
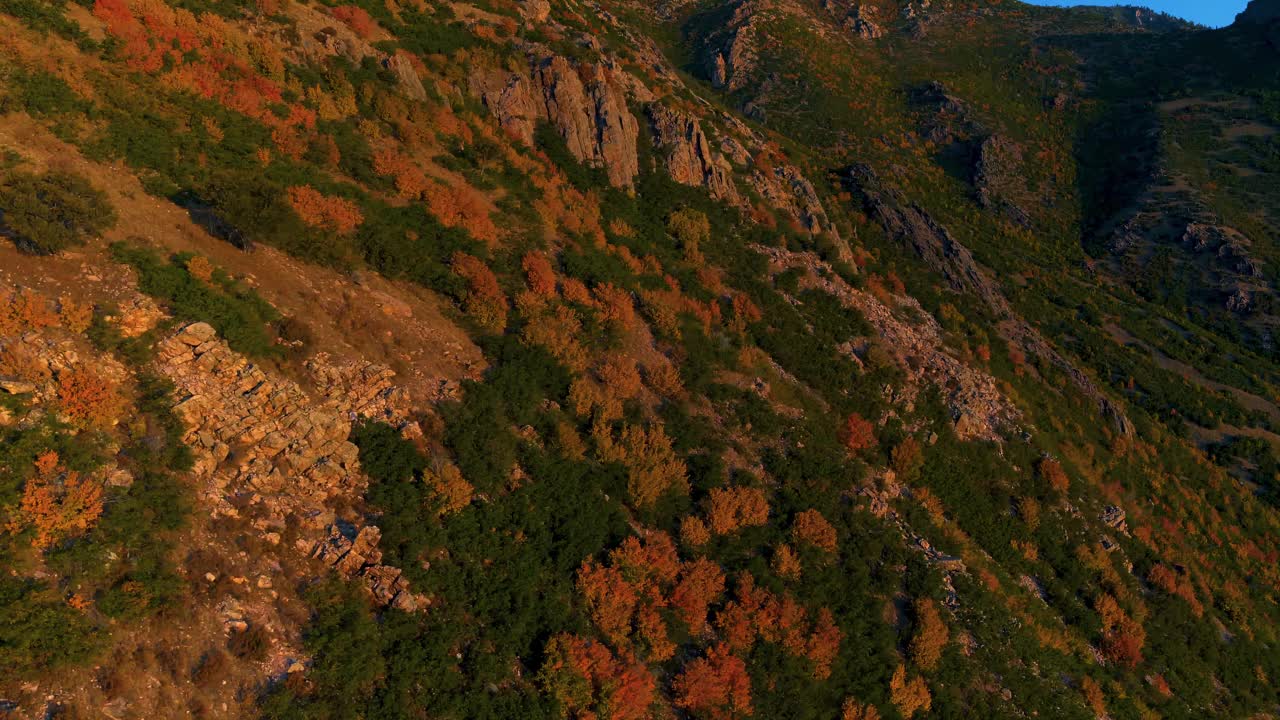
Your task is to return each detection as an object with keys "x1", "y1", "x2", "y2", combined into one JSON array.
[{"x1": 0, "y1": 1, "x2": 1278, "y2": 719}]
